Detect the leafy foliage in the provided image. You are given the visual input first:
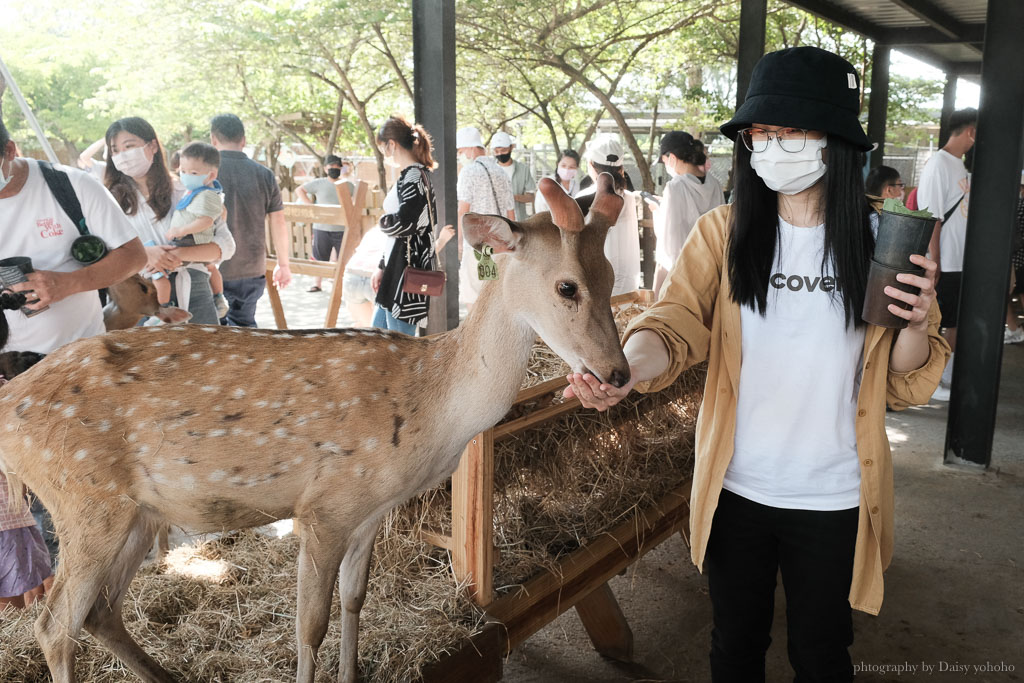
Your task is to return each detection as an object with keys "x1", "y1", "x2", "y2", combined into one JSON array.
[{"x1": 0, "y1": 0, "x2": 945, "y2": 186}]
